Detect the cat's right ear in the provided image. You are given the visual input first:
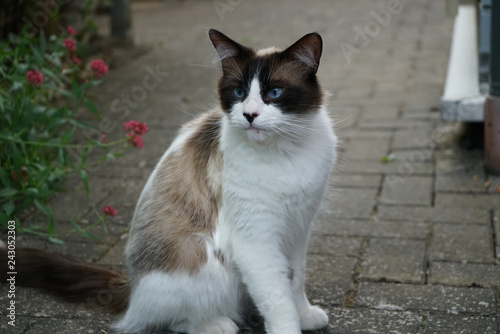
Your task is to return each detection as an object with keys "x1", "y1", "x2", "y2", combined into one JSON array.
[{"x1": 208, "y1": 29, "x2": 252, "y2": 63}]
